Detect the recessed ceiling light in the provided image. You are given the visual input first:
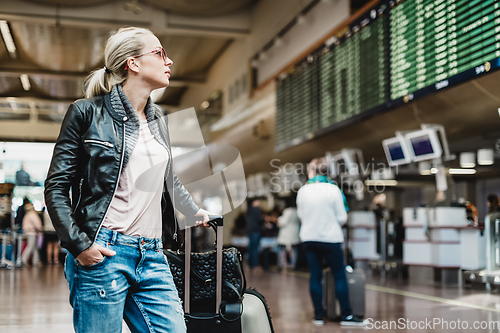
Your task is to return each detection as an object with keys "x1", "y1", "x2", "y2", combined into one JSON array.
[
  {"x1": 20, "y1": 74, "x2": 30, "y2": 91},
  {"x1": 0, "y1": 20, "x2": 16, "y2": 59},
  {"x1": 460, "y1": 152, "x2": 476, "y2": 168},
  {"x1": 477, "y1": 148, "x2": 494, "y2": 165}
]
